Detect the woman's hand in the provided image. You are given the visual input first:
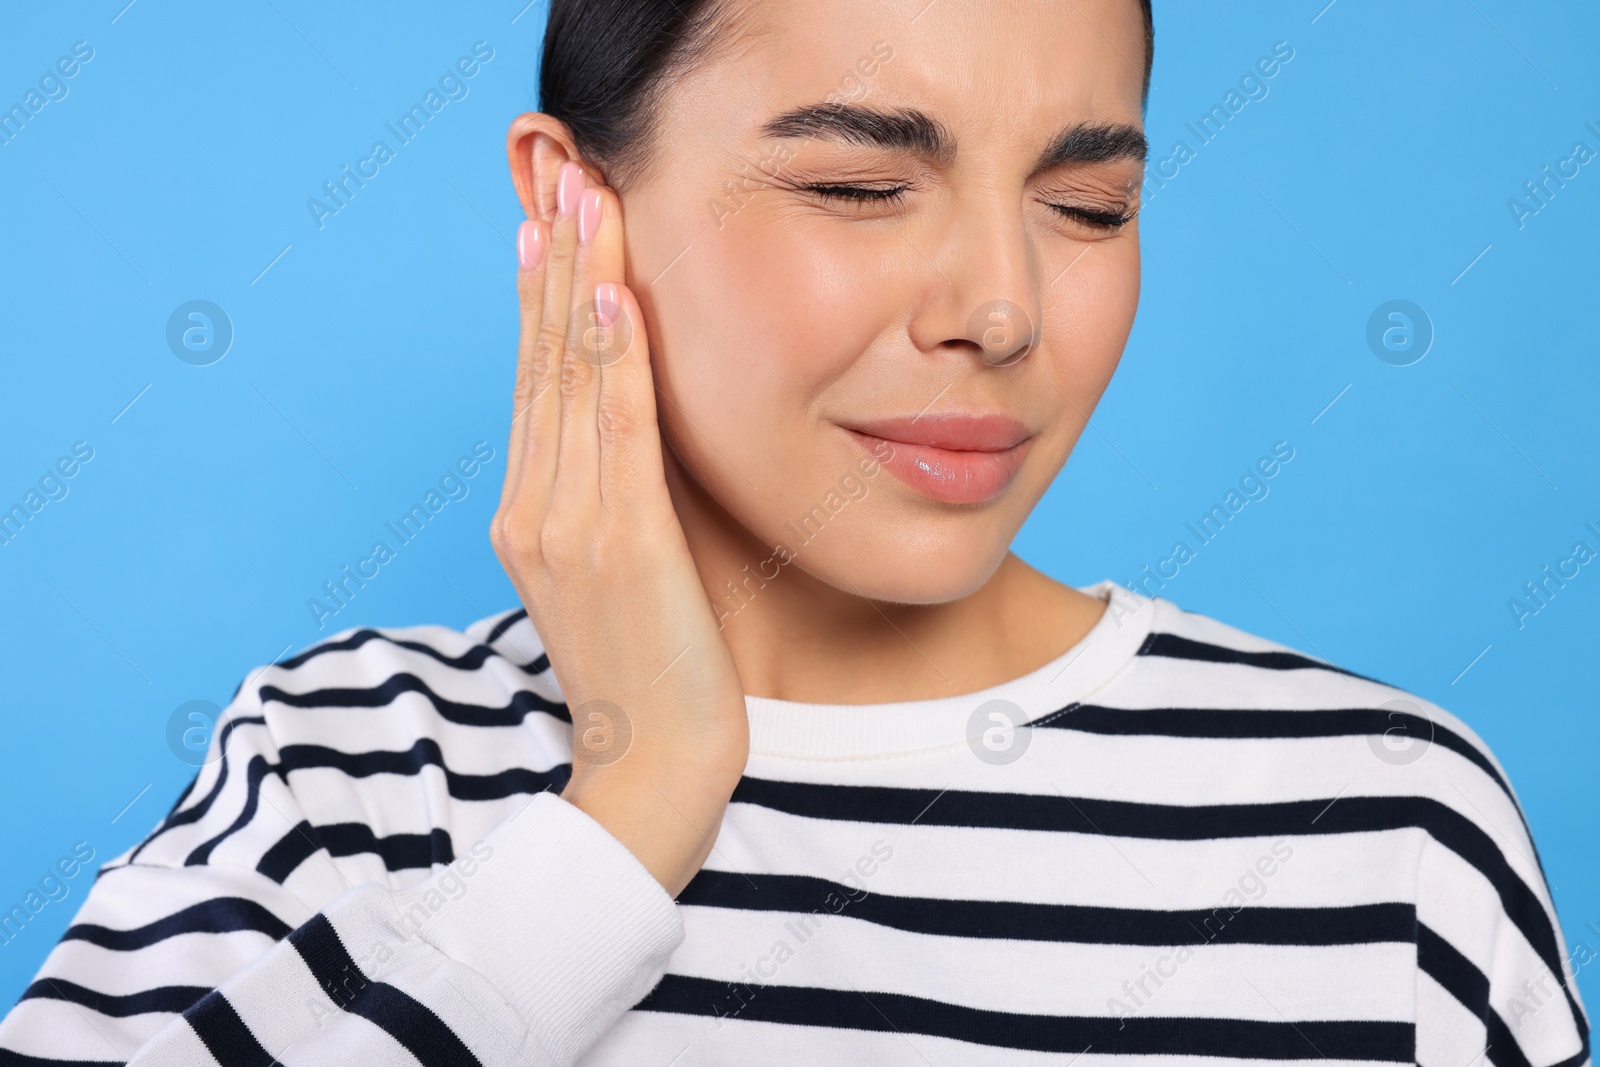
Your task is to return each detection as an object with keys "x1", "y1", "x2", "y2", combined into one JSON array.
[{"x1": 491, "y1": 159, "x2": 749, "y2": 899}]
